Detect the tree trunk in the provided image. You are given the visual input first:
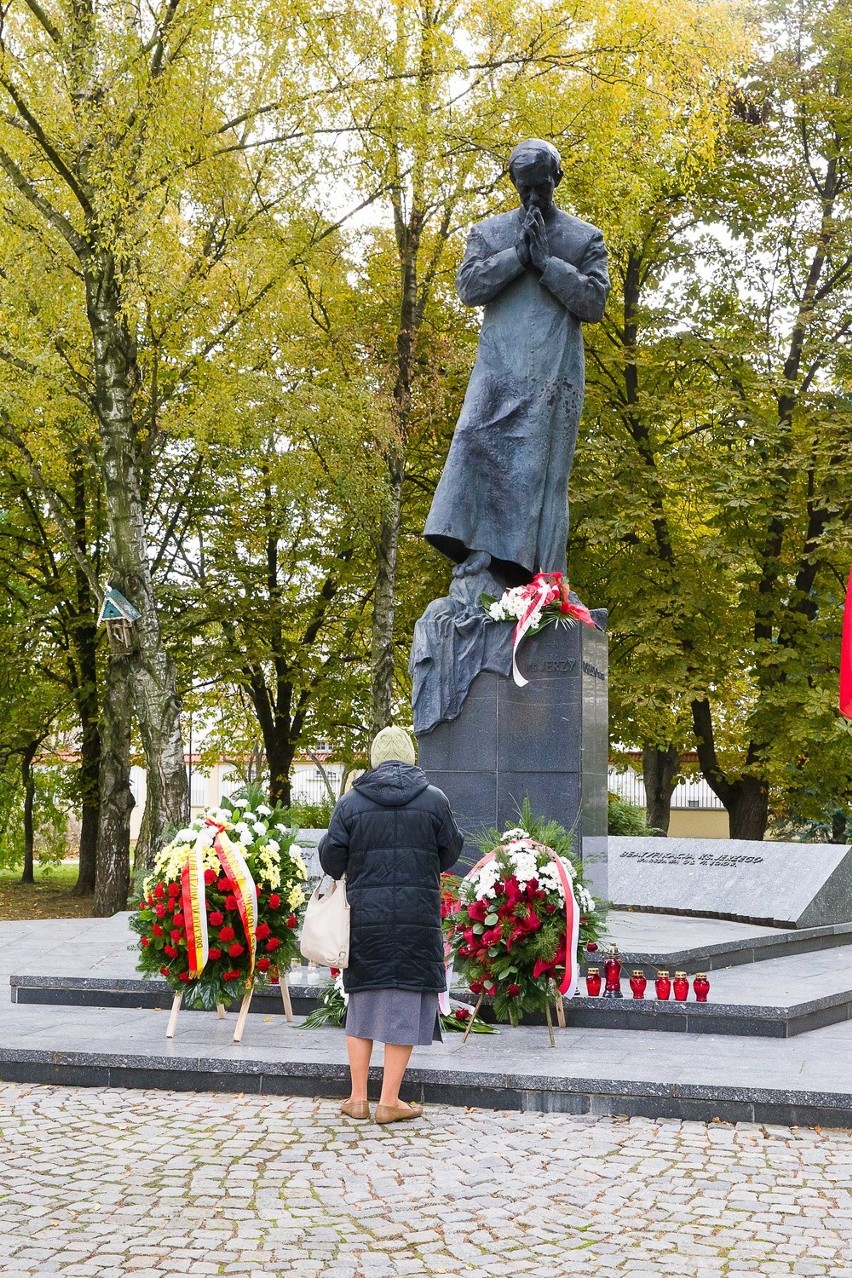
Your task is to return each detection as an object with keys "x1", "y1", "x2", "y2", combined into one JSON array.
[
  {"x1": 692, "y1": 697, "x2": 769, "y2": 841},
  {"x1": 830, "y1": 809, "x2": 848, "y2": 844},
  {"x1": 370, "y1": 451, "x2": 404, "y2": 735},
  {"x1": 94, "y1": 642, "x2": 135, "y2": 915},
  {"x1": 20, "y1": 743, "x2": 37, "y2": 885},
  {"x1": 71, "y1": 447, "x2": 100, "y2": 895},
  {"x1": 642, "y1": 745, "x2": 680, "y2": 834},
  {"x1": 86, "y1": 257, "x2": 188, "y2": 864},
  {"x1": 725, "y1": 778, "x2": 770, "y2": 840}
]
